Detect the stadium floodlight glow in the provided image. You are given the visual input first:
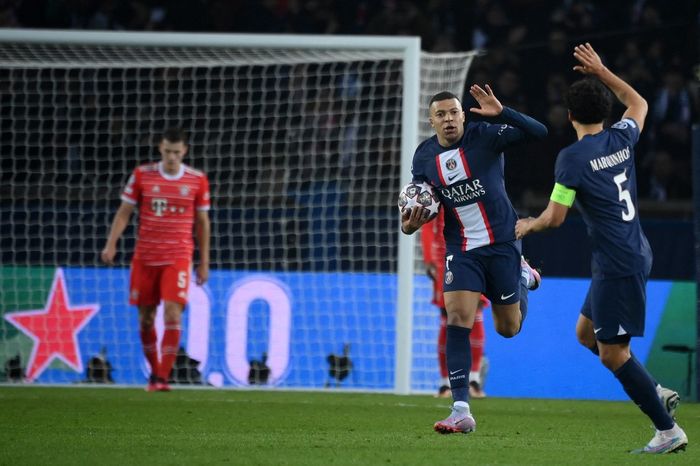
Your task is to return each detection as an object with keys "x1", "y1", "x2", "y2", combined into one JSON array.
[{"x1": 0, "y1": 29, "x2": 475, "y2": 394}]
